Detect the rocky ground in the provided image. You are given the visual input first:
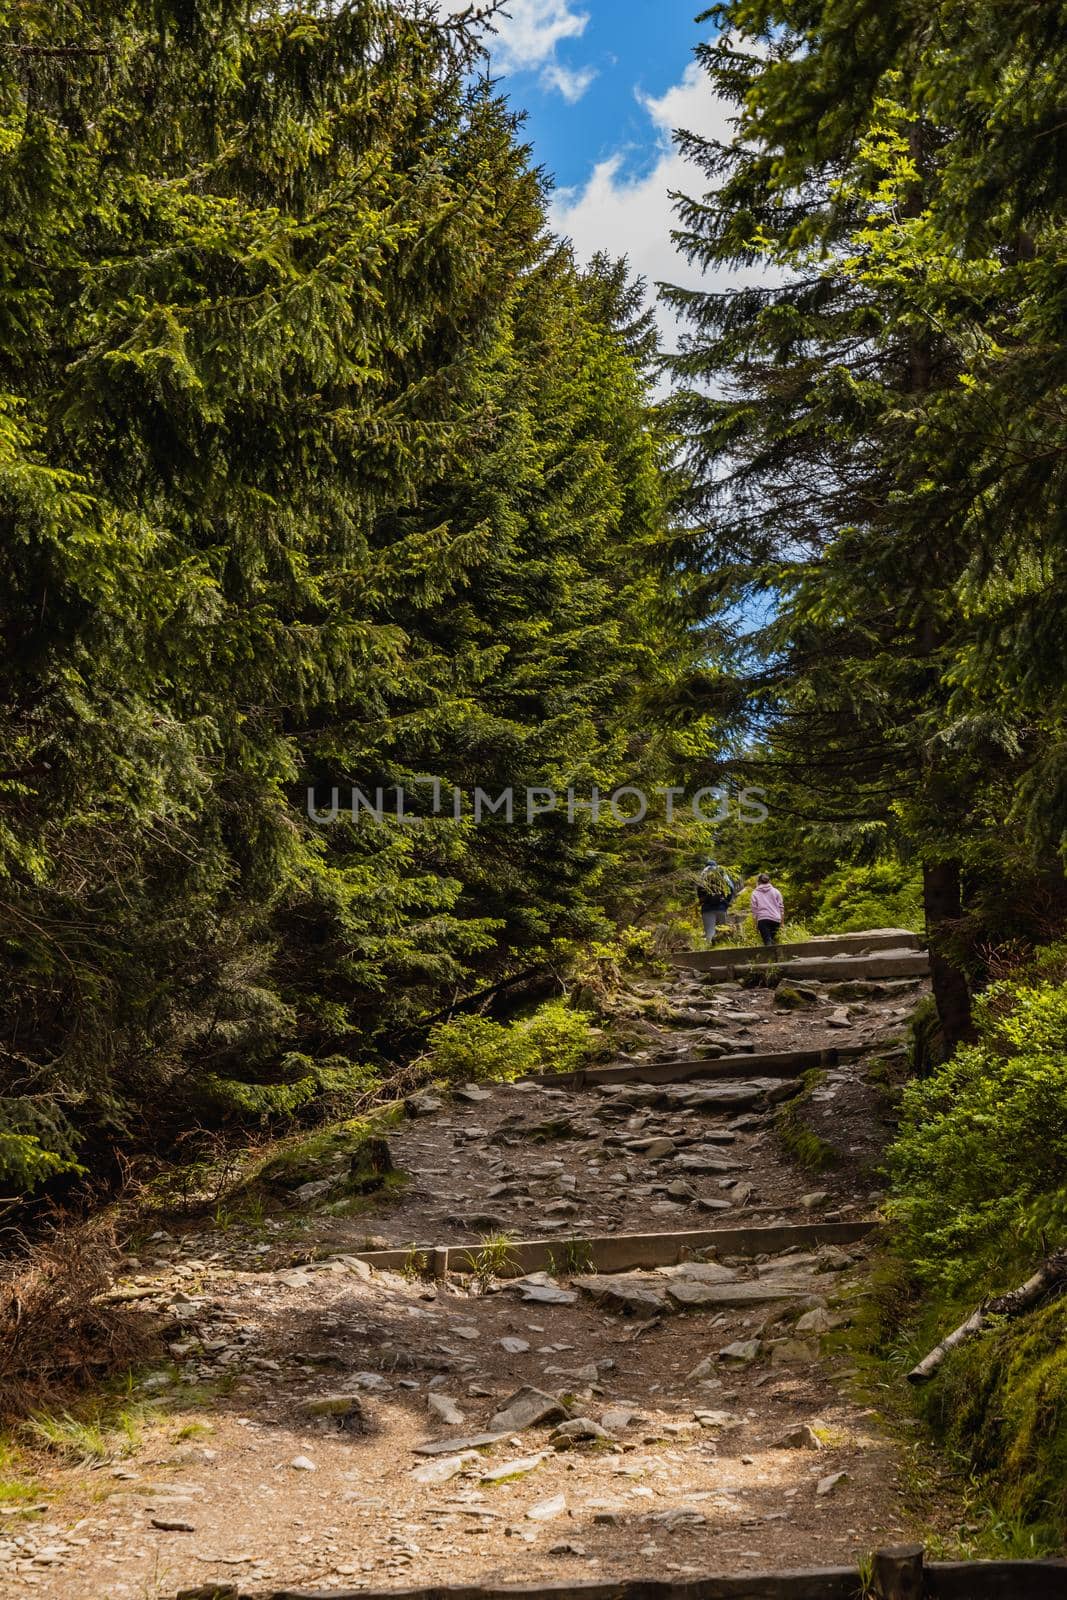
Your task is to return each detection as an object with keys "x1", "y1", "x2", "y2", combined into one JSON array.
[{"x1": 2, "y1": 949, "x2": 967, "y2": 1598}]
